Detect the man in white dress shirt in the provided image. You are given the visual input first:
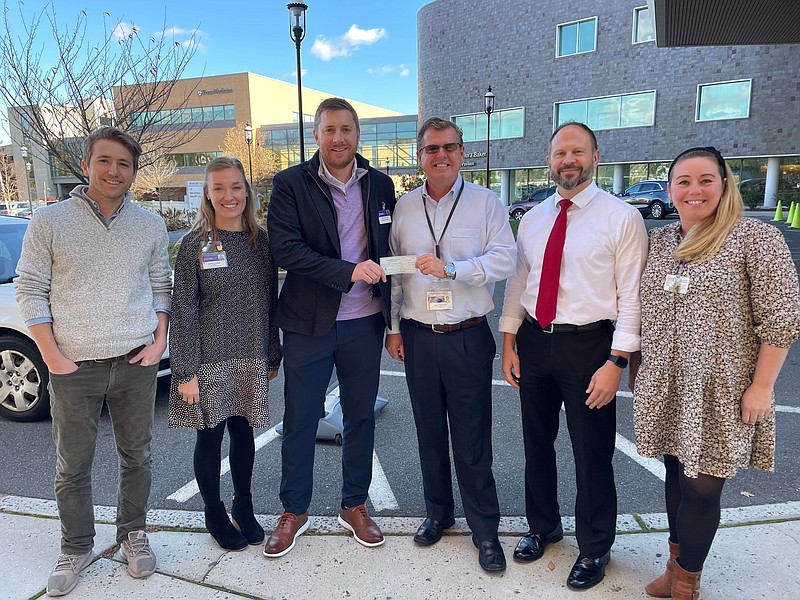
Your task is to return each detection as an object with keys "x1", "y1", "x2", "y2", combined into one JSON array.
[
  {"x1": 385, "y1": 117, "x2": 515, "y2": 572},
  {"x1": 500, "y1": 122, "x2": 647, "y2": 590}
]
